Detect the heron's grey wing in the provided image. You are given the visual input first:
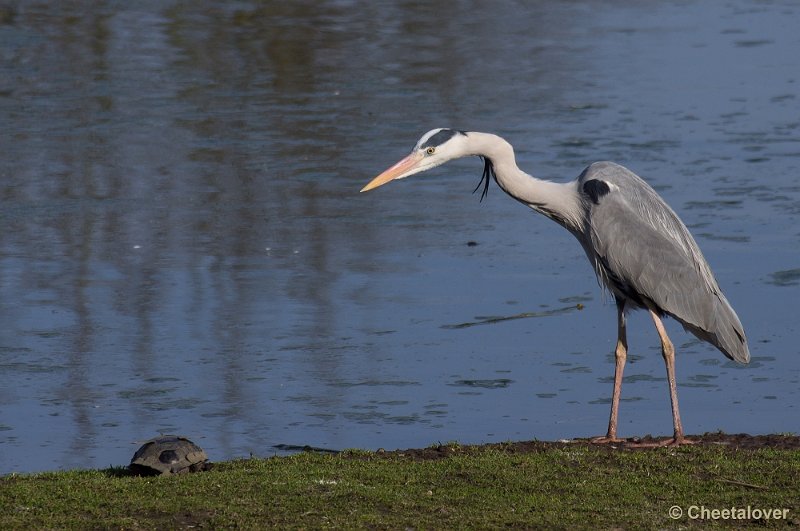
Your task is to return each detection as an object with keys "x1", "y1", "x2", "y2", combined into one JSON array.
[{"x1": 580, "y1": 162, "x2": 749, "y2": 363}]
